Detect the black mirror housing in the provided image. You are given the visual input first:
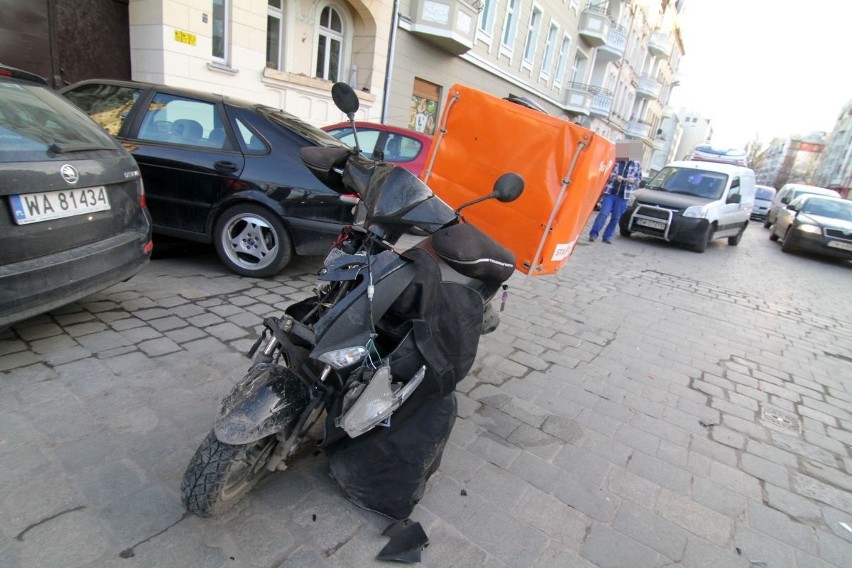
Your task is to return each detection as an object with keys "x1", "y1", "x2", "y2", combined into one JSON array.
[
  {"x1": 331, "y1": 82, "x2": 360, "y2": 116},
  {"x1": 492, "y1": 172, "x2": 524, "y2": 203},
  {"x1": 727, "y1": 193, "x2": 742, "y2": 204}
]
